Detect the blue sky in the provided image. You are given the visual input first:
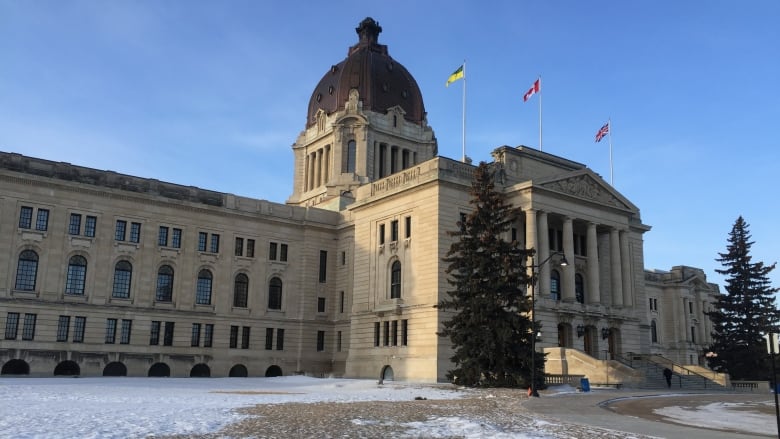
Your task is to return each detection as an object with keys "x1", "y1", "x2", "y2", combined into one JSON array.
[{"x1": 2, "y1": 1, "x2": 778, "y2": 292}]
